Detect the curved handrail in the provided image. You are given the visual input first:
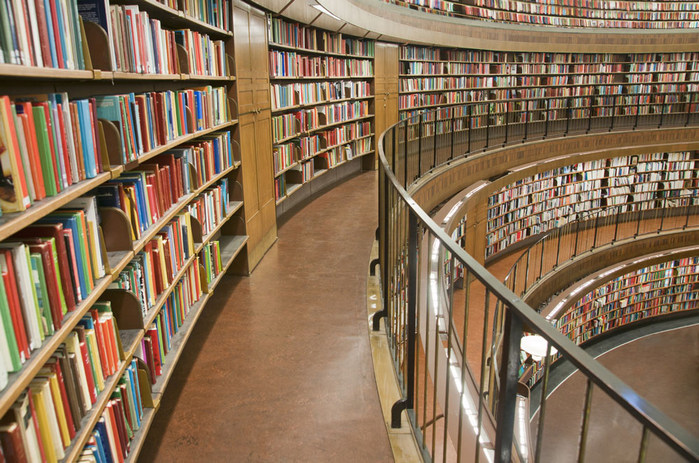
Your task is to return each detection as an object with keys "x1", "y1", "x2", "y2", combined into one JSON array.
[{"x1": 376, "y1": 102, "x2": 699, "y2": 461}]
